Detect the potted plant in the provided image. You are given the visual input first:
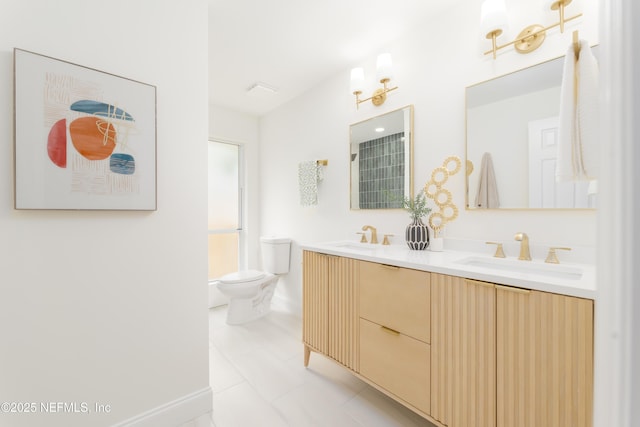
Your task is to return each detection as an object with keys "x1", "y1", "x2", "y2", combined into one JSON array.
[{"x1": 402, "y1": 190, "x2": 432, "y2": 250}]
